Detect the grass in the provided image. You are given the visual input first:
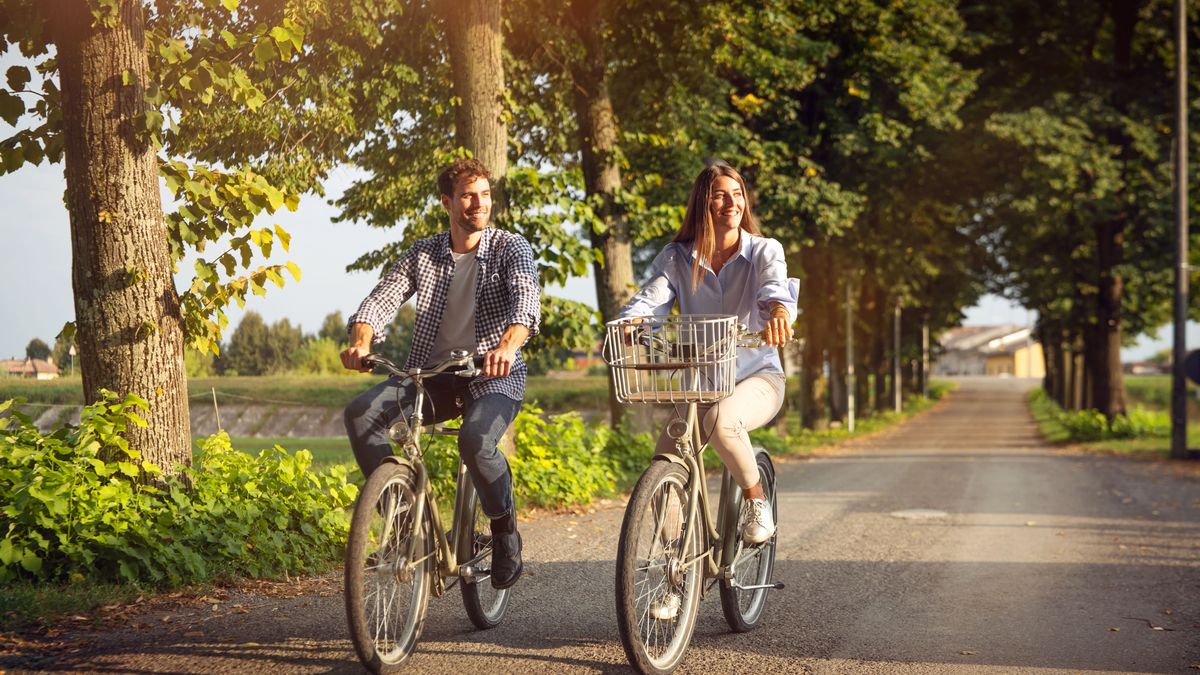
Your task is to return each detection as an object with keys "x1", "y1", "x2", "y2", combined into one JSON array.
[
  {"x1": 0, "y1": 580, "x2": 147, "y2": 633},
  {"x1": 1124, "y1": 374, "x2": 1200, "y2": 415},
  {"x1": 0, "y1": 373, "x2": 611, "y2": 413},
  {"x1": 1026, "y1": 386, "x2": 1198, "y2": 456}
]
